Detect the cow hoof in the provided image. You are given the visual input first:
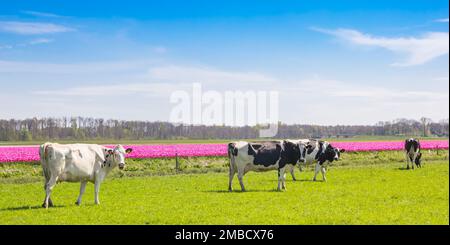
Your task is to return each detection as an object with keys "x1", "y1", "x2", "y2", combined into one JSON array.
[
  {"x1": 42, "y1": 203, "x2": 47, "y2": 208},
  {"x1": 75, "y1": 202, "x2": 80, "y2": 206}
]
